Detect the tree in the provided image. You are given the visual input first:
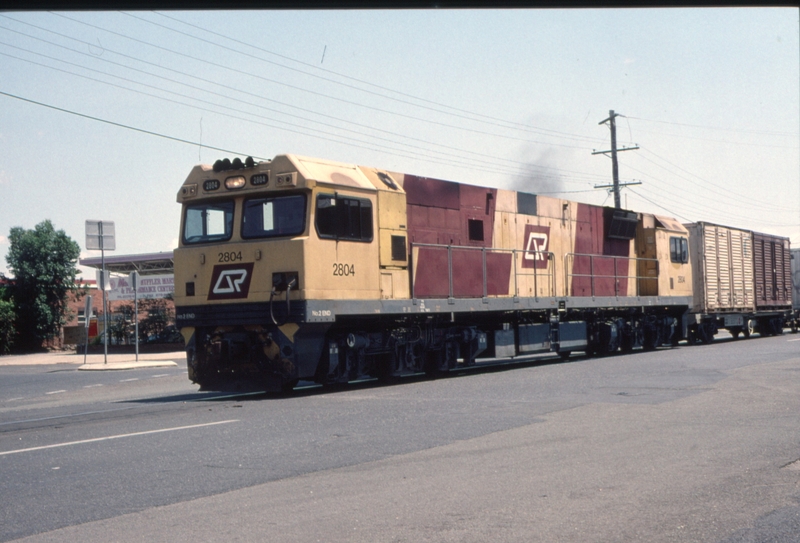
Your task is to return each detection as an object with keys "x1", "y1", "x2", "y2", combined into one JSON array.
[
  {"x1": 0, "y1": 287, "x2": 14, "y2": 354},
  {"x1": 3, "y1": 220, "x2": 81, "y2": 351},
  {"x1": 108, "y1": 302, "x2": 134, "y2": 345},
  {"x1": 137, "y1": 297, "x2": 174, "y2": 342}
]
